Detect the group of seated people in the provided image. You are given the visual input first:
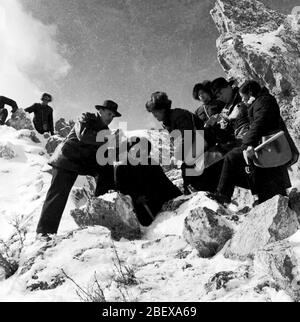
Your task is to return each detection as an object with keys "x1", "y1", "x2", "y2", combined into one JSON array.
[{"x1": 145, "y1": 77, "x2": 298, "y2": 208}]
